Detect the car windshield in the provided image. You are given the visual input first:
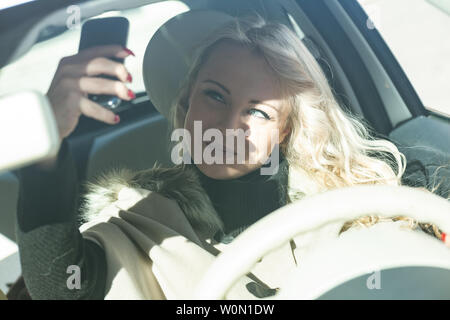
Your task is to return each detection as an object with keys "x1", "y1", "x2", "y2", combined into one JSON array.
[
  {"x1": 0, "y1": 0, "x2": 36, "y2": 11},
  {"x1": 0, "y1": 1, "x2": 189, "y2": 98},
  {"x1": 357, "y1": 0, "x2": 450, "y2": 117}
]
